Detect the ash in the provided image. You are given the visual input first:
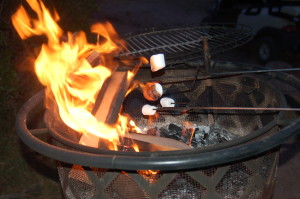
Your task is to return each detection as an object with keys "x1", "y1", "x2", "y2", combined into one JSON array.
[{"x1": 146, "y1": 123, "x2": 238, "y2": 148}]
